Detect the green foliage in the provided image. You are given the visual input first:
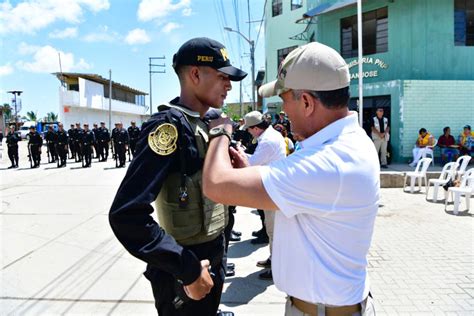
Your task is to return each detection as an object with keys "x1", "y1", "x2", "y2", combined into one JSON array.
[
  {"x1": 44, "y1": 112, "x2": 58, "y2": 122},
  {"x1": 26, "y1": 111, "x2": 38, "y2": 122}
]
